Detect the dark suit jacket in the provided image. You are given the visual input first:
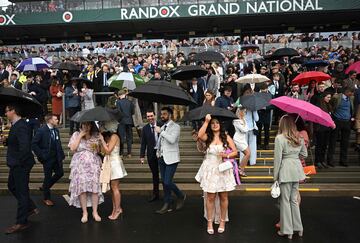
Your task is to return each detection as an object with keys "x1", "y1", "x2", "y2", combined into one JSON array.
[
  {"x1": 0, "y1": 70, "x2": 9, "y2": 82},
  {"x1": 93, "y1": 71, "x2": 112, "y2": 92},
  {"x1": 116, "y1": 98, "x2": 134, "y2": 125},
  {"x1": 140, "y1": 122, "x2": 162, "y2": 158},
  {"x1": 187, "y1": 84, "x2": 204, "y2": 109},
  {"x1": 32, "y1": 125, "x2": 65, "y2": 164},
  {"x1": 5, "y1": 119, "x2": 35, "y2": 167}
]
